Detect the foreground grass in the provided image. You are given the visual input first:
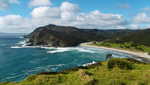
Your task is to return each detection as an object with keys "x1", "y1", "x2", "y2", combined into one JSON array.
[{"x1": 0, "y1": 58, "x2": 150, "y2": 85}]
